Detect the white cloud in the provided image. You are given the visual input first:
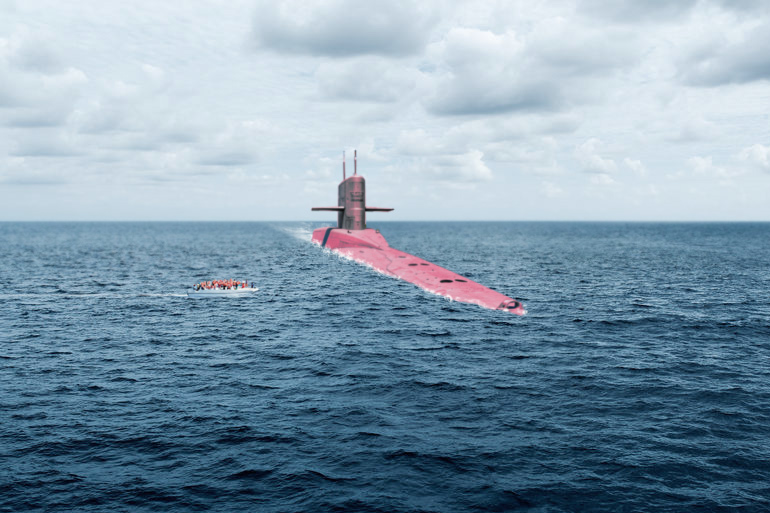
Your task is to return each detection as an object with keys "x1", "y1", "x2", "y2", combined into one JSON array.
[
  {"x1": 739, "y1": 144, "x2": 770, "y2": 172},
  {"x1": 623, "y1": 158, "x2": 646, "y2": 176},
  {"x1": 394, "y1": 130, "x2": 492, "y2": 183},
  {"x1": 427, "y1": 150, "x2": 493, "y2": 183},
  {"x1": 688, "y1": 155, "x2": 718, "y2": 174},
  {"x1": 354, "y1": 138, "x2": 388, "y2": 162},
  {"x1": 575, "y1": 138, "x2": 617, "y2": 174},
  {"x1": 687, "y1": 155, "x2": 743, "y2": 178}
]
